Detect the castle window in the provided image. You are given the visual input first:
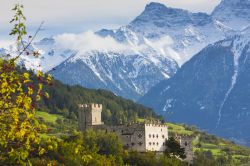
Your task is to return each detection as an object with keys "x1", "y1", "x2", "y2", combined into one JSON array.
[
  {"x1": 153, "y1": 134, "x2": 155, "y2": 138},
  {"x1": 149, "y1": 142, "x2": 151, "y2": 146},
  {"x1": 162, "y1": 135, "x2": 165, "y2": 139},
  {"x1": 138, "y1": 142, "x2": 143, "y2": 146},
  {"x1": 185, "y1": 142, "x2": 188, "y2": 146},
  {"x1": 138, "y1": 133, "x2": 143, "y2": 138},
  {"x1": 153, "y1": 142, "x2": 155, "y2": 145},
  {"x1": 157, "y1": 142, "x2": 159, "y2": 146},
  {"x1": 131, "y1": 142, "x2": 135, "y2": 146},
  {"x1": 149, "y1": 134, "x2": 151, "y2": 138},
  {"x1": 161, "y1": 129, "x2": 162, "y2": 132},
  {"x1": 163, "y1": 143, "x2": 165, "y2": 146},
  {"x1": 156, "y1": 134, "x2": 158, "y2": 138}
]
